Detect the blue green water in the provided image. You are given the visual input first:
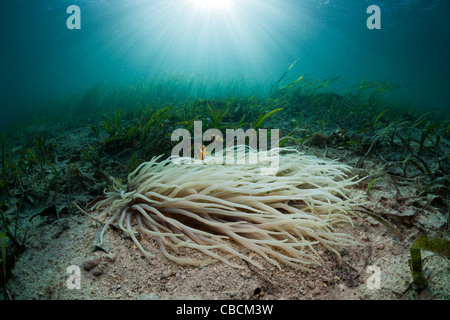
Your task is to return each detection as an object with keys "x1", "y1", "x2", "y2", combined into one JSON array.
[
  {"x1": 2, "y1": 1, "x2": 450, "y2": 301},
  {"x1": 1, "y1": 0, "x2": 449, "y2": 130}
]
